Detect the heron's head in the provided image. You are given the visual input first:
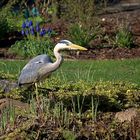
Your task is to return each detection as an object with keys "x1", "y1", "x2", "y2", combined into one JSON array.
[{"x1": 55, "y1": 40, "x2": 87, "y2": 51}]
